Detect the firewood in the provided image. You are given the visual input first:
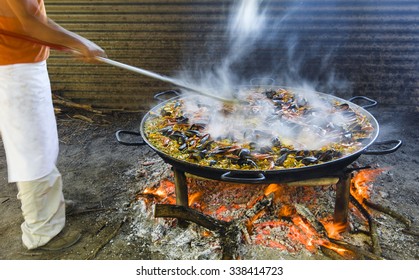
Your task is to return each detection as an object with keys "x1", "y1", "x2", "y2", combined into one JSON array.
[
  {"x1": 154, "y1": 204, "x2": 231, "y2": 232},
  {"x1": 369, "y1": 219, "x2": 382, "y2": 256},
  {"x1": 349, "y1": 194, "x2": 382, "y2": 256},
  {"x1": 53, "y1": 95, "x2": 103, "y2": 114},
  {"x1": 72, "y1": 114, "x2": 94, "y2": 123},
  {"x1": 86, "y1": 216, "x2": 127, "y2": 260},
  {"x1": 363, "y1": 199, "x2": 412, "y2": 228},
  {"x1": 294, "y1": 203, "x2": 327, "y2": 237},
  {"x1": 242, "y1": 193, "x2": 274, "y2": 221},
  {"x1": 320, "y1": 245, "x2": 352, "y2": 260},
  {"x1": 329, "y1": 239, "x2": 384, "y2": 260},
  {"x1": 401, "y1": 228, "x2": 419, "y2": 237}
]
